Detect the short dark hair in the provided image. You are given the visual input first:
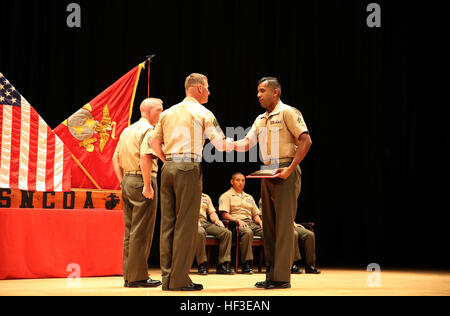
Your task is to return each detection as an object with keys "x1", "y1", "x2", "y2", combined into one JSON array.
[
  {"x1": 231, "y1": 172, "x2": 245, "y2": 180},
  {"x1": 258, "y1": 77, "x2": 282, "y2": 93}
]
